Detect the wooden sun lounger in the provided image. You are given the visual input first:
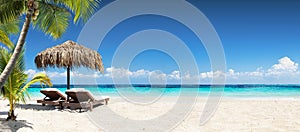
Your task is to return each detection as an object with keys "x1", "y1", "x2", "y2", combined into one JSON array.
[
  {"x1": 37, "y1": 88, "x2": 67, "y2": 108},
  {"x1": 64, "y1": 88, "x2": 109, "y2": 112}
]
